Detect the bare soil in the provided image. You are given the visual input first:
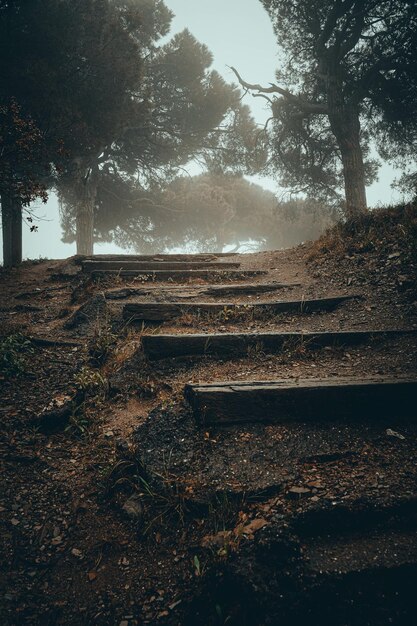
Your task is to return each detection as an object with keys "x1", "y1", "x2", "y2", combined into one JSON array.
[{"x1": 1, "y1": 215, "x2": 417, "y2": 626}]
